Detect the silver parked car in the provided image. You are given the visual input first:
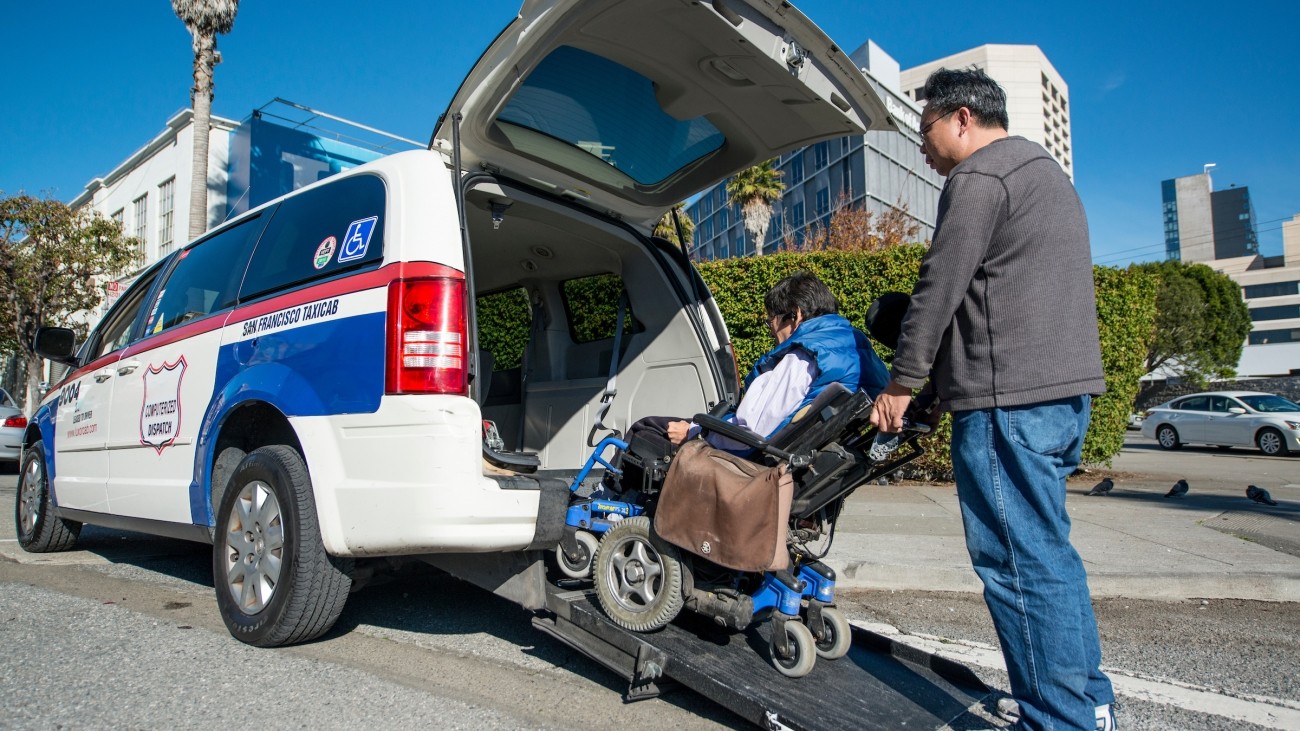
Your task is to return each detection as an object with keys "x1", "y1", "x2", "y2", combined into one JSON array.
[
  {"x1": 1141, "y1": 391, "x2": 1300, "y2": 456},
  {"x1": 0, "y1": 388, "x2": 26, "y2": 467}
]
